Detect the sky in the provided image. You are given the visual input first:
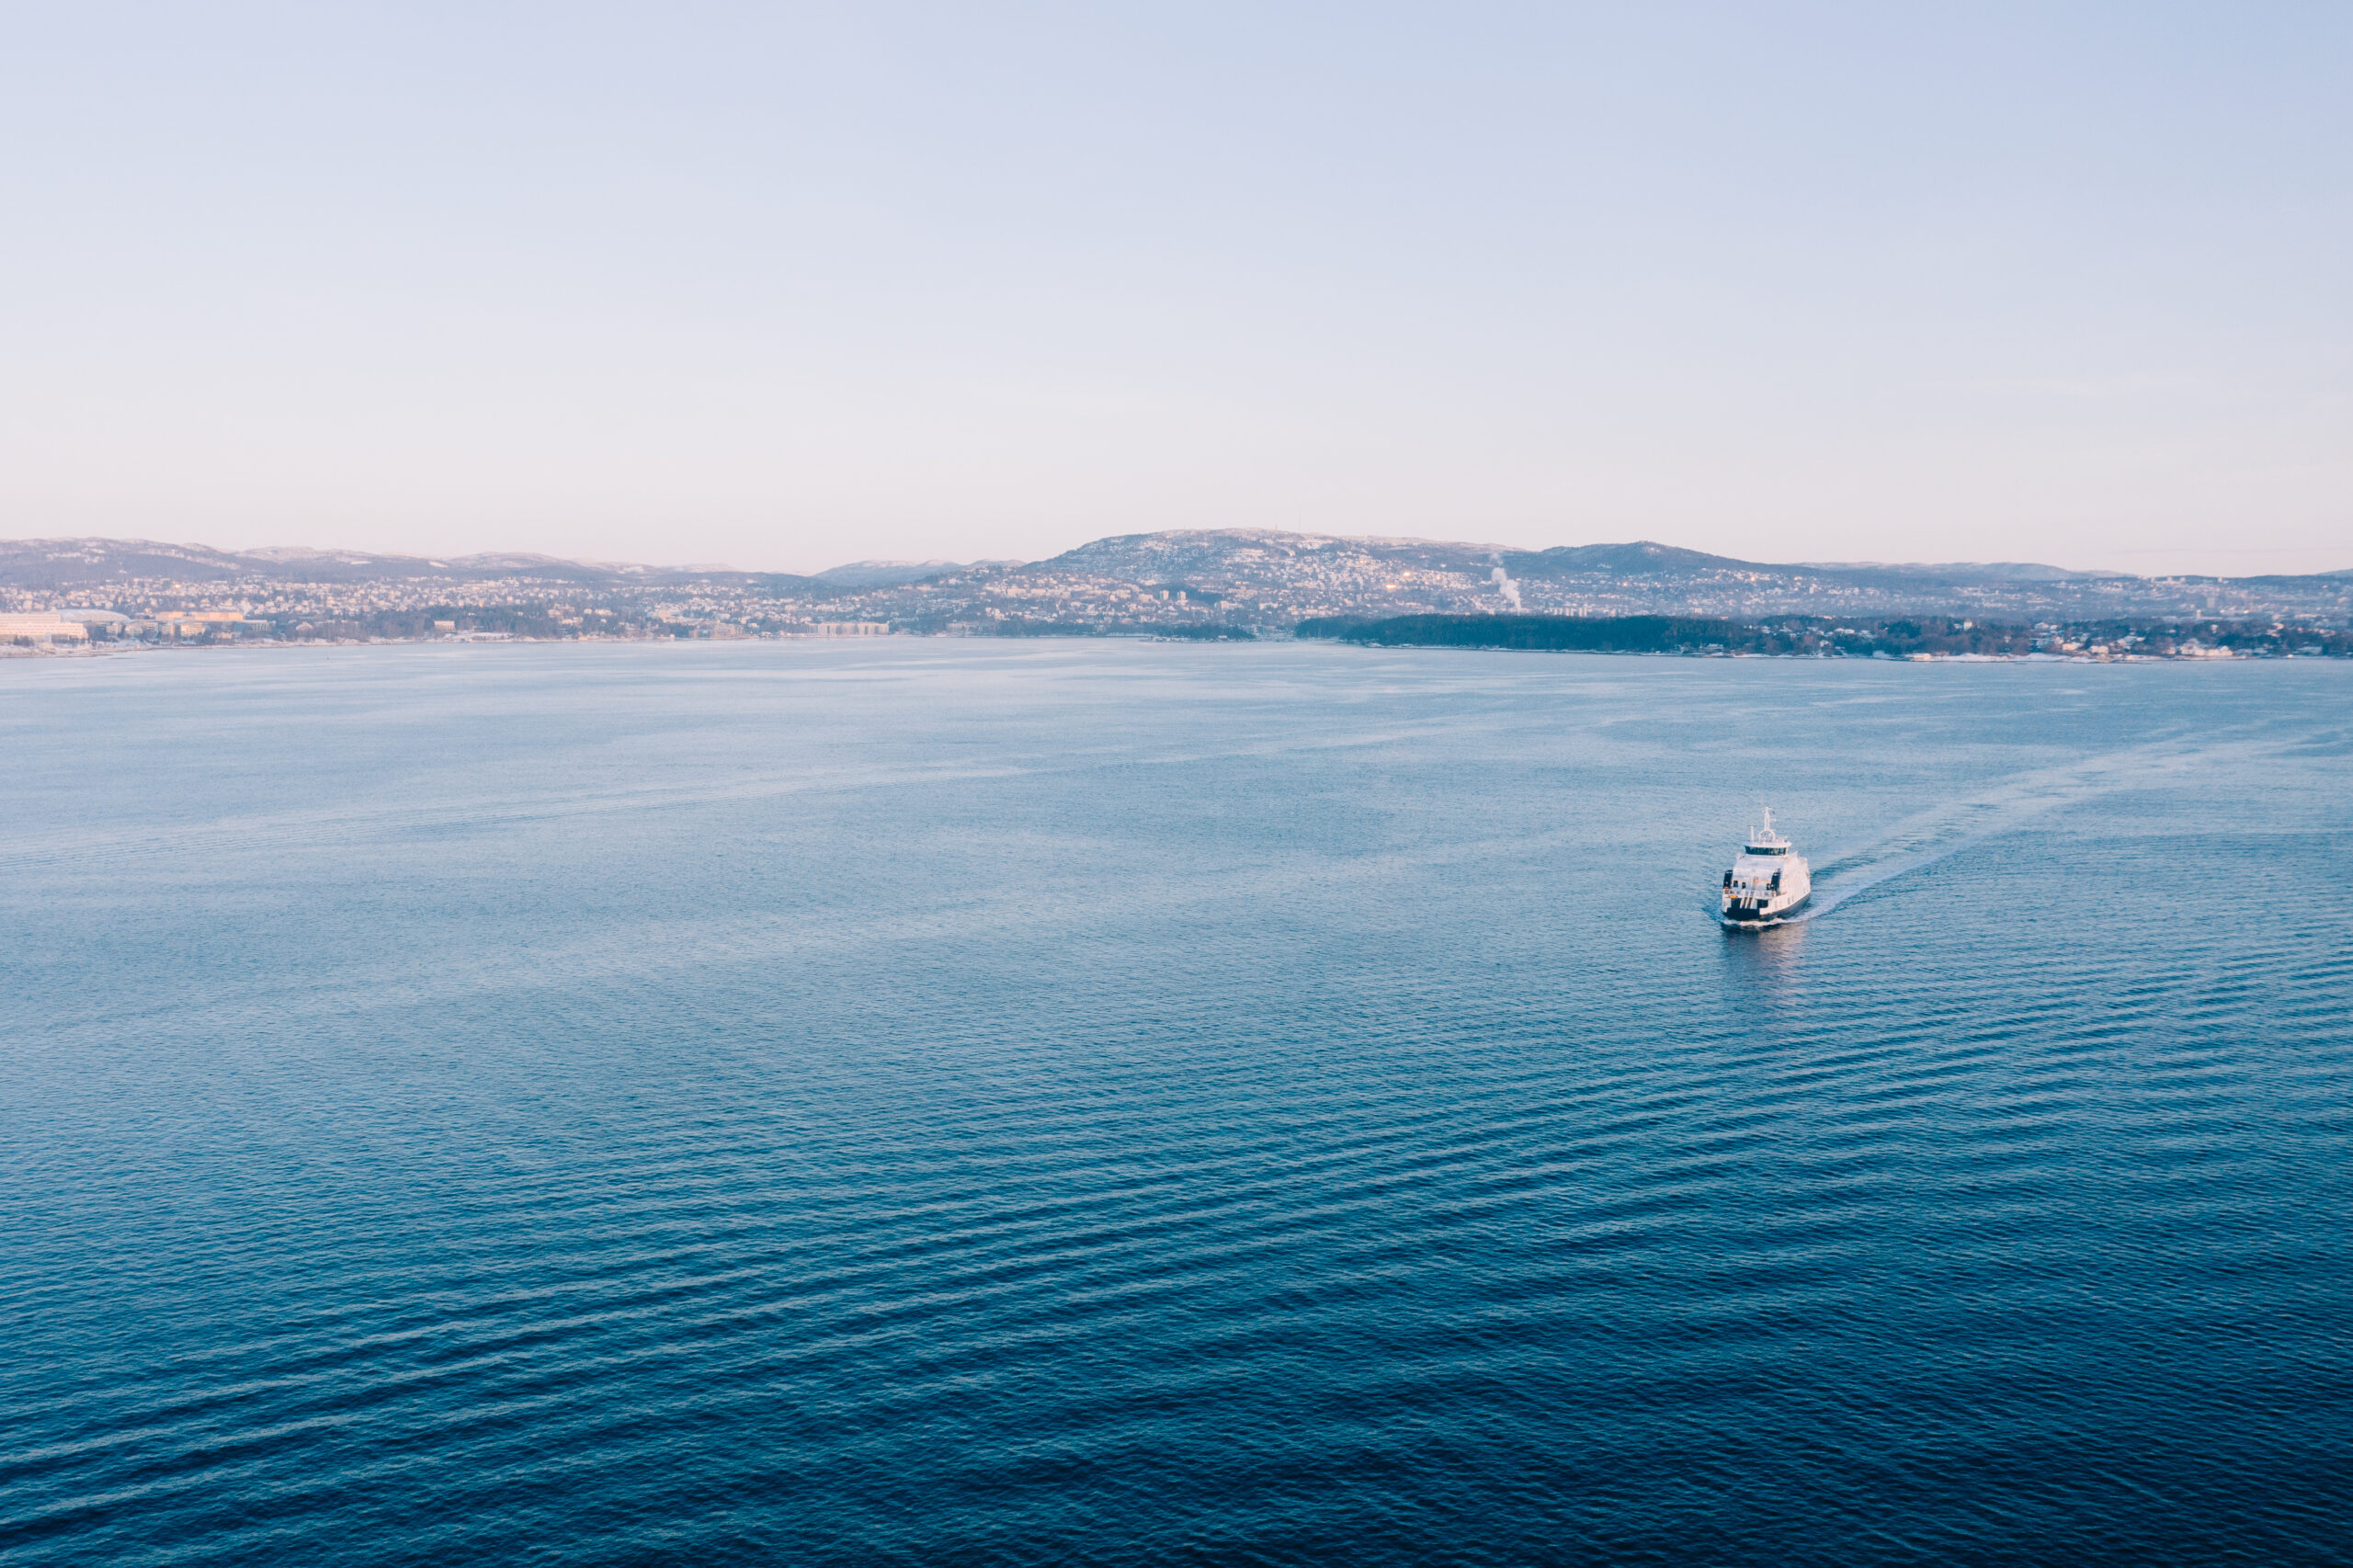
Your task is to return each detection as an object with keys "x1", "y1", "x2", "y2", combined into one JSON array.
[{"x1": 2, "y1": 4, "x2": 2347, "y2": 575}]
